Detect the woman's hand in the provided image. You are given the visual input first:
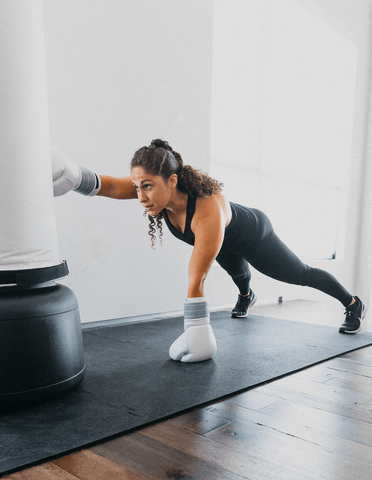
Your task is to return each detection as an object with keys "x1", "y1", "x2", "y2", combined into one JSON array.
[{"x1": 52, "y1": 147, "x2": 100, "y2": 197}]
